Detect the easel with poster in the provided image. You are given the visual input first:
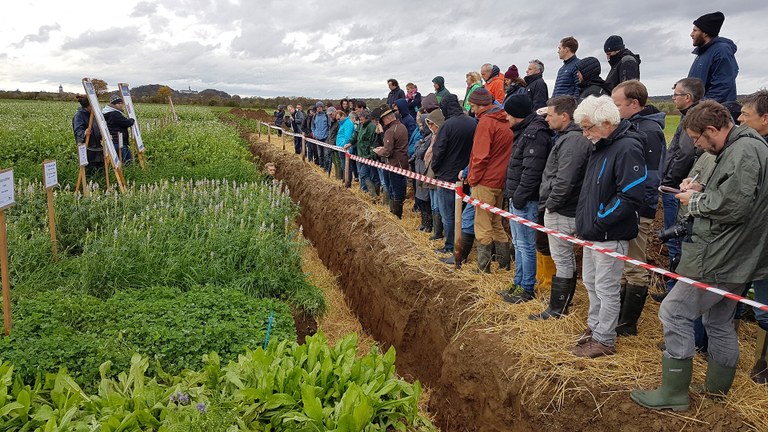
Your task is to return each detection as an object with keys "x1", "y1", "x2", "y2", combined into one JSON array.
[
  {"x1": 82, "y1": 78, "x2": 126, "y2": 192},
  {"x1": 0, "y1": 168, "x2": 15, "y2": 335},
  {"x1": 118, "y1": 83, "x2": 147, "y2": 168}
]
